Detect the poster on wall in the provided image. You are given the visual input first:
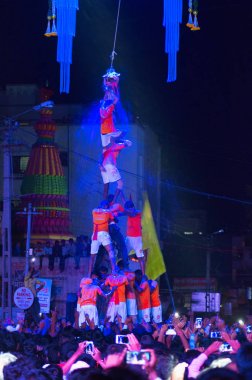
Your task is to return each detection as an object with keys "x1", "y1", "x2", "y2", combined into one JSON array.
[{"x1": 37, "y1": 278, "x2": 52, "y2": 313}]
